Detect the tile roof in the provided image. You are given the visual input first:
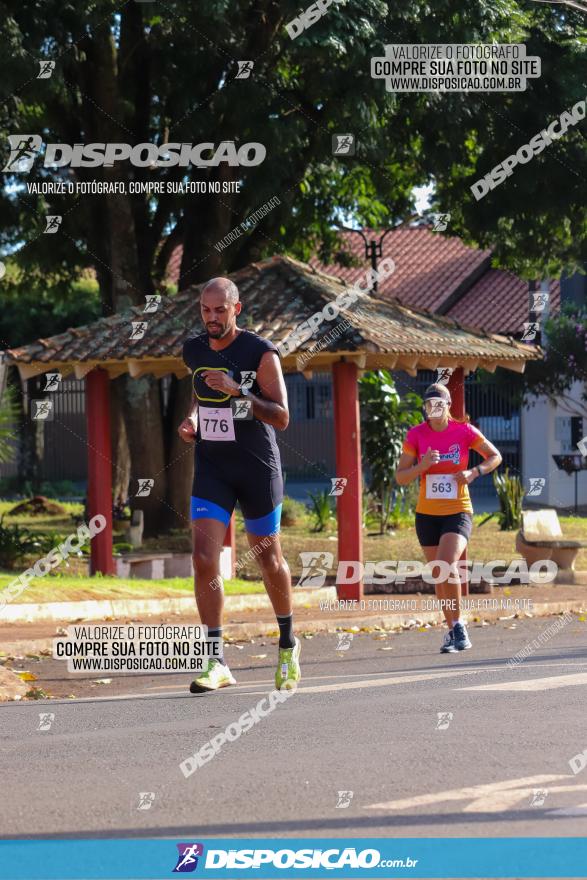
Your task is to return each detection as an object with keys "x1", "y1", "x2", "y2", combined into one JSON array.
[
  {"x1": 169, "y1": 226, "x2": 558, "y2": 335},
  {"x1": 445, "y1": 269, "x2": 560, "y2": 334},
  {"x1": 310, "y1": 226, "x2": 493, "y2": 312},
  {"x1": 3, "y1": 255, "x2": 540, "y2": 379}
]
